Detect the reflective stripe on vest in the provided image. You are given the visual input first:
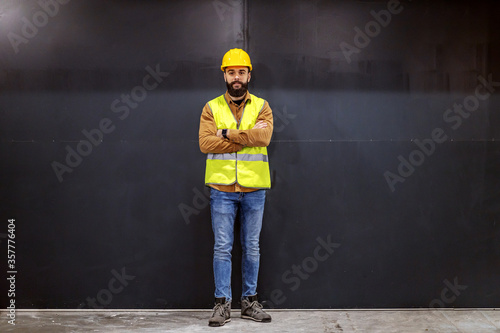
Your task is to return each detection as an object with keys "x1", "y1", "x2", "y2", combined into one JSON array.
[
  {"x1": 205, "y1": 94, "x2": 271, "y2": 189},
  {"x1": 207, "y1": 153, "x2": 269, "y2": 163}
]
